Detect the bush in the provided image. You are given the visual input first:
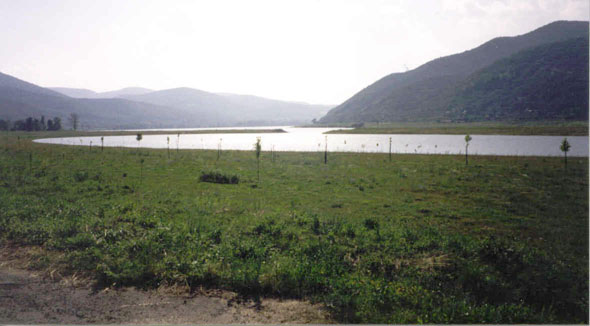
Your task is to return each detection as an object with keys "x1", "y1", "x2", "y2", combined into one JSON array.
[
  {"x1": 73, "y1": 170, "x2": 89, "y2": 182},
  {"x1": 200, "y1": 171, "x2": 239, "y2": 184}
]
